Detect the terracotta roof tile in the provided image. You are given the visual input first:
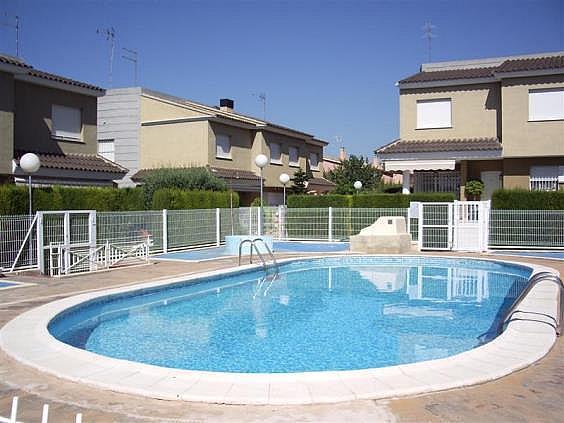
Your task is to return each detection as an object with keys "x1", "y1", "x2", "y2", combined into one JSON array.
[
  {"x1": 377, "y1": 138, "x2": 502, "y2": 154},
  {"x1": 400, "y1": 67, "x2": 496, "y2": 83},
  {"x1": 0, "y1": 53, "x2": 103, "y2": 92},
  {"x1": 496, "y1": 55, "x2": 564, "y2": 73},
  {"x1": 15, "y1": 151, "x2": 127, "y2": 174},
  {"x1": 308, "y1": 177, "x2": 336, "y2": 187}
]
